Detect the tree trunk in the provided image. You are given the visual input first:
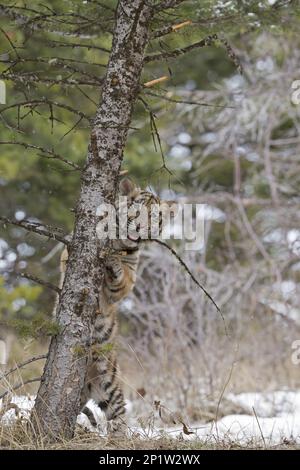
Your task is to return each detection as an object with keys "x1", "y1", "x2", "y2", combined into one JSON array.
[{"x1": 32, "y1": 0, "x2": 153, "y2": 439}]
